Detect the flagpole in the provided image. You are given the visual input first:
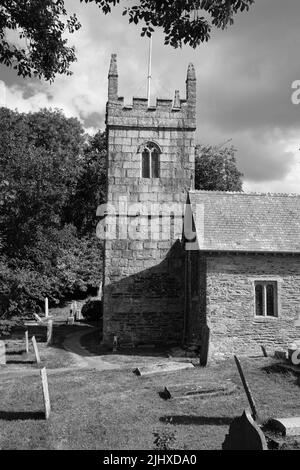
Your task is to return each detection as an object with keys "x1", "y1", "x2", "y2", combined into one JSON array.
[{"x1": 147, "y1": 35, "x2": 152, "y2": 107}]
